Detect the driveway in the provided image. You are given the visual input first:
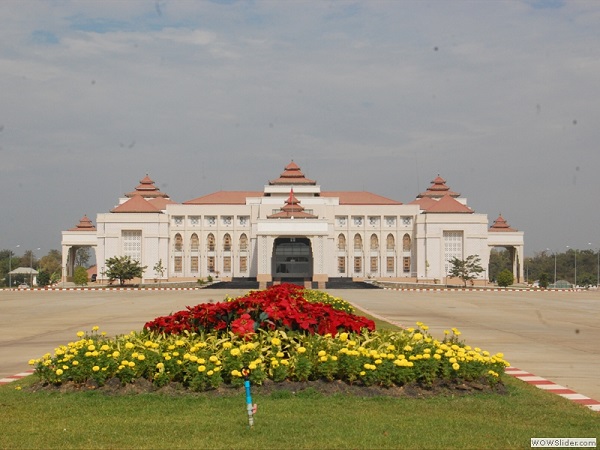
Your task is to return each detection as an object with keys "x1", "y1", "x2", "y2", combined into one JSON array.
[{"x1": 1, "y1": 288, "x2": 598, "y2": 402}]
